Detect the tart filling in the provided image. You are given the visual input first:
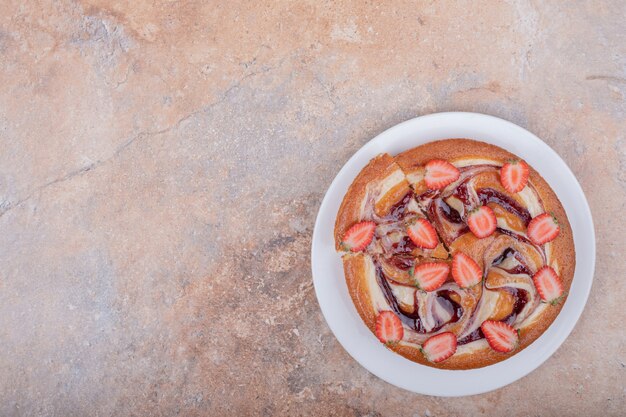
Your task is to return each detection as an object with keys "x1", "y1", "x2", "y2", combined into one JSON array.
[{"x1": 335, "y1": 139, "x2": 575, "y2": 369}]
